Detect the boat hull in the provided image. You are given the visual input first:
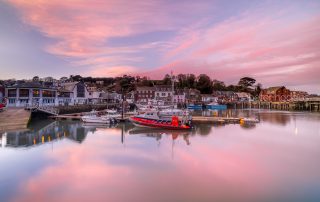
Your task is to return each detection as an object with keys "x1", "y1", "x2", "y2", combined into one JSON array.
[
  {"x1": 187, "y1": 105, "x2": 203, "y2": 110},
  {"x1": 206, "y1": 104, "x2": 227, "y2": 110},
  {"x1": 81, "y1": 116, "x2": 111, "y2": 124}
]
